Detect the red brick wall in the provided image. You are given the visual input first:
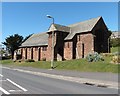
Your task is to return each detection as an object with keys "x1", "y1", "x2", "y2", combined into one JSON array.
[
  {"x1": 22, "y1": 48, "x2": 26, "y2": 60},
  {"x1": 76, "y1": 33, "x2": 94, "y2": 58},
  {"x1": 55, "y1": 31, "x2": 69, "y2": 61},
  {"x1": 33, "y1": 47, "x2": 38, "y2": 61},
  {"x1": 46, "y1": 32, "x2": 56, "y2": 61},
  {"x1": 21, "y1": 48, "x2": 29, "y2": 60},
  {"x1": 20, "y1": 33, "x2": 94, "y2": 61},
  {"x1": 27, "y1": 48, "x2": 31, "y2": 59},
  {"x1": 64, "y1": 41, "x2": 73, "y2": 60},
  {"x1": 41, "y1": 47, "x2": 47, "y2": 60},
  {"x1": 46, "y1": 33, "x2": 52, "y2": 61},
  {"x1": 46, "y1": 34, "x2": 52, "y2": 61},
  {"x1": 21, "y1": 46, "x2": 48, "y2": 61}
]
